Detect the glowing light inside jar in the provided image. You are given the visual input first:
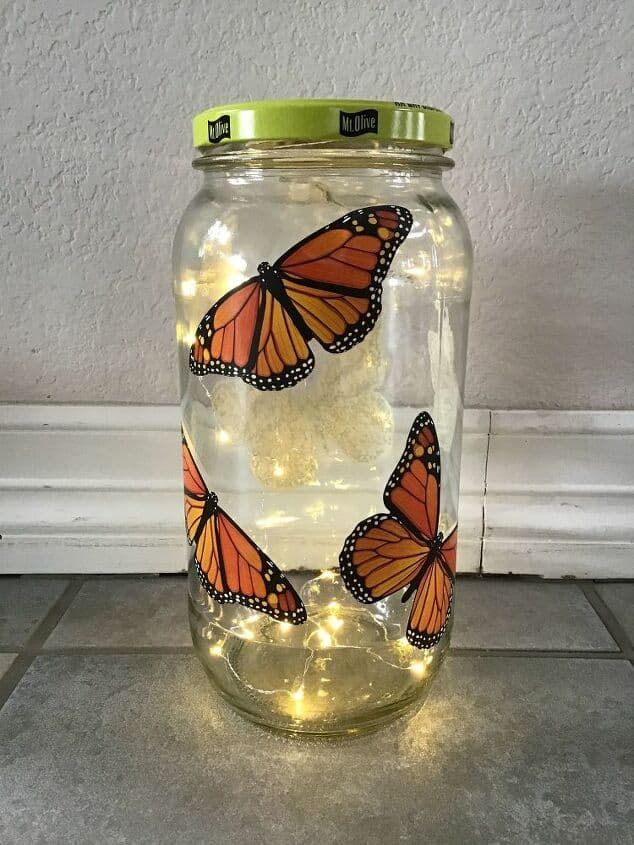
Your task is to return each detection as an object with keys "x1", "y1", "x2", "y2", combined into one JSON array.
[
  {"x1": 202, "y1": 220, "x2": 232, "y2": 248},
  {"x1": 255, "y1": 512, "x2": 299, "y2": 530},
  {"x1": 317, "y1": 628, "x2": 333, "y2": 648},
  {"x1": 326, "y1": 615, "x2": 344, "y2": 632},
  {"x1": 409, "y1": 655, "x2": 434, "y2": 677},
  {"x1": 216, "y1": 429, "x2": 231, "y2": 445},
  {"x1": 181, "y1": 277, "x2": 197, "y2": 298}
]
